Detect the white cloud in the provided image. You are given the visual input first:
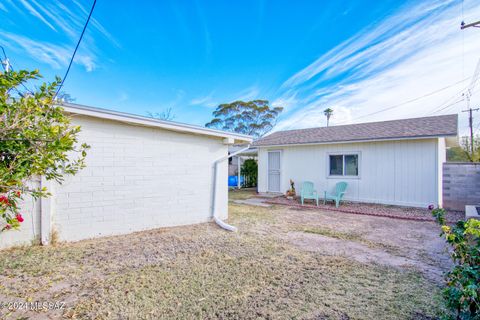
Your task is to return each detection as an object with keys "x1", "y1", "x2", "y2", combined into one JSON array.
[
  {"x1": 271, "y1": 91, "x2": 298, "y2": 112},
  {"x1": 19, "y1": 0, "x2": 56, "y2": 31},
  {"x1": 2, "y1": 31, "x2": 97, "y2": 72},
  {"x1": 0, "y1": 0, "x2": 122, "y2": 74},
  {"x1": 235, "y1": 86, "x2": 260, "y2": 101},
  {"x1": 275, "y1": 0, "x2": 480, "y2": 136},
  {"x1": 190, "y1": 92, "x2": 218, "y2": 108}
]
